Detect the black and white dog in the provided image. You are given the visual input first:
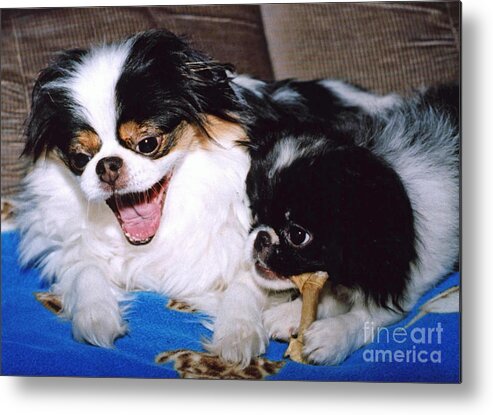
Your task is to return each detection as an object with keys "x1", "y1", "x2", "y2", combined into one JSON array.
[
  {"x1": 17, "y1": 29, "x2": 255, "y2": 347},
  {"x1": 210, "y1": 82, "x2": 459, "y2": 366}
]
